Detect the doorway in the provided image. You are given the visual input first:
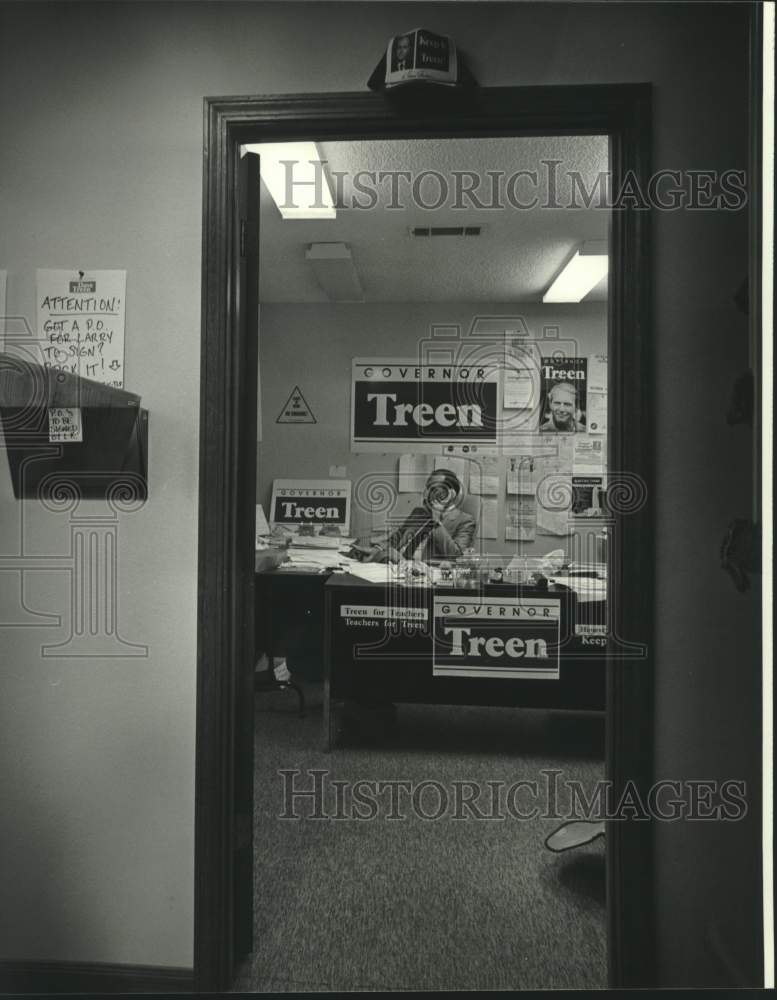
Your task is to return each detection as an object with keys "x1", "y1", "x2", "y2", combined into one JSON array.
[{"x1": 195, "y1": 85, "x2": 653, "y2": 992}]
